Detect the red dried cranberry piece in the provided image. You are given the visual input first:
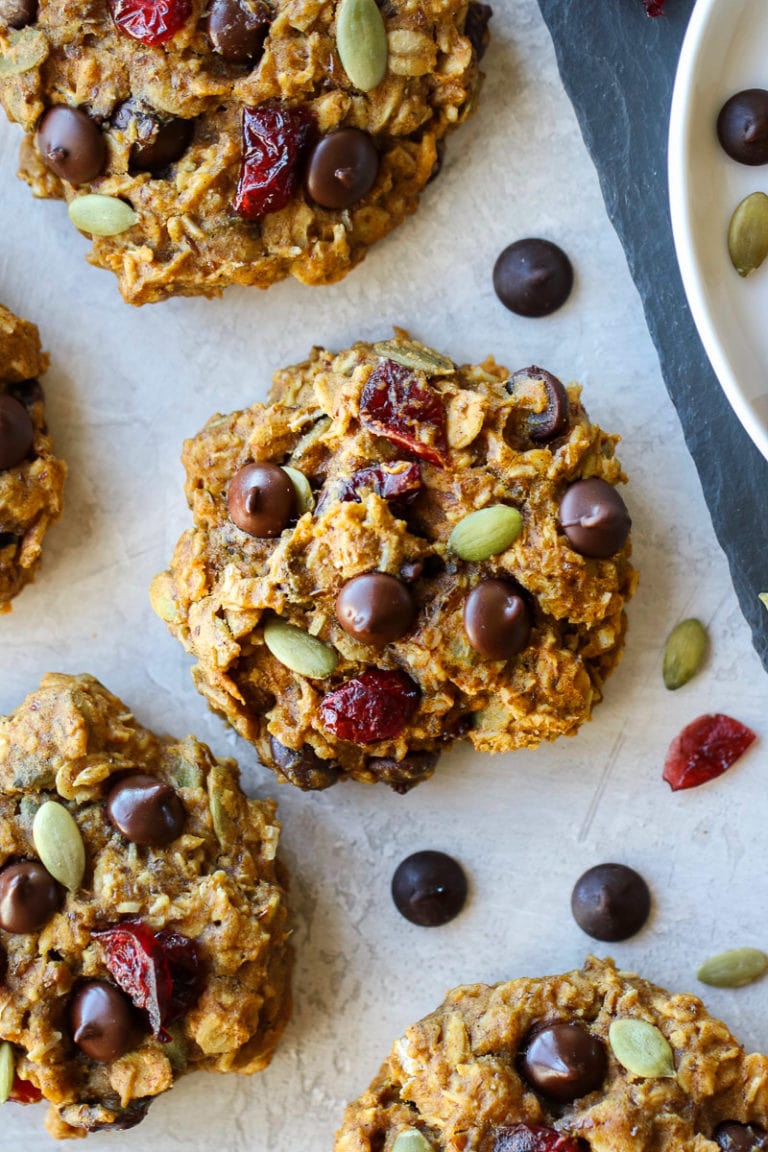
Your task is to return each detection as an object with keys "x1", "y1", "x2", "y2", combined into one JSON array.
[
  {"x1": 107, "y1": 0, "x2": 192, "y2": 44},
  {"x1": 359, "y1": 359, "x2": 449, "y2": 468},
  {"x1": 155, "y1": 928, "x2": 205, "y2": 1024},
  {"x1": 94, "y1": 922, "x2": 172, "y2": 1039},
  {"x1": 494, "y1": 1124, "x2": 584, "y2": 1152},
  {"x1": 663, "y1": 713, "x2": 756, "y2": 792},
  {"x1": 320, "y1": 670, "x2": 420, "y2": 744},
  {"x1": 234, "y1": 101, "x2": 315, "y2": 220},
  {"x1": 341, "y1": 461, "x2": 422, "y2": 505},
  {"x1": 641, "y1": 0, "x2": 664, "y2": 14},
  {"x1": 10, "y1": 1075, "x2": 43, "y2": 1104}
]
